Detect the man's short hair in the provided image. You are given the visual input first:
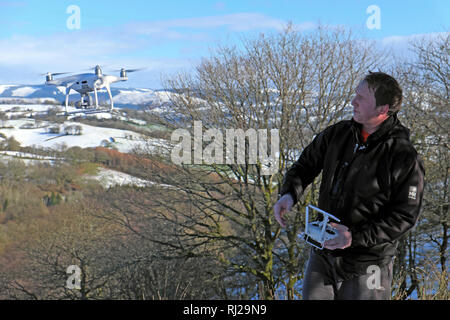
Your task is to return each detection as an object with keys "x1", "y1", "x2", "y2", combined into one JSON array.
[{"x1": 364, "y1": 71, "x2": 403, "y2": 115}]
